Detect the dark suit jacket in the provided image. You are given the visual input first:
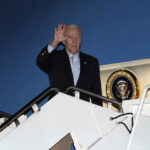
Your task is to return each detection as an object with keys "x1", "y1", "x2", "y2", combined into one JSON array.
[{"x1": 37, "y1": 45, "x2": 102, "y2": 106}]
